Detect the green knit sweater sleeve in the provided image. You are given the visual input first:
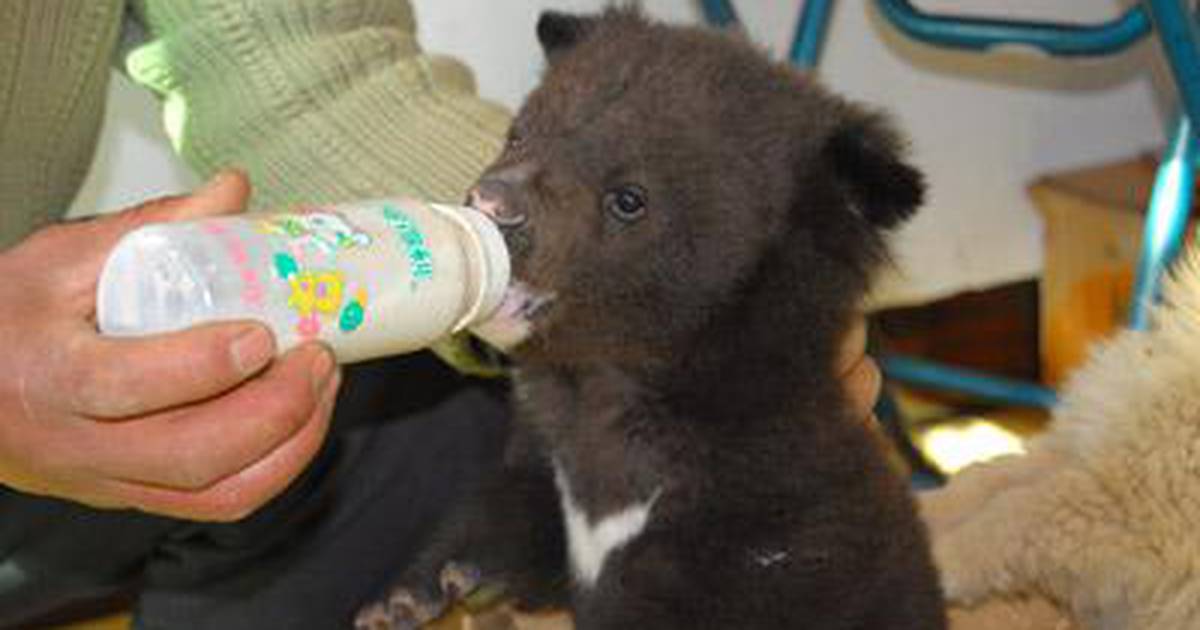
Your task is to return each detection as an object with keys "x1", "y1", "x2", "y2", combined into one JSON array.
[
  {"x1": 126, "y1": 0, "x2": 511, "y2": 208},
  {"x1": 0, "y1": 0, "x2": 124, "y2": 250},
  {"x1": 125, "y1": 0, "x2": 513, "y2": 374}
]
